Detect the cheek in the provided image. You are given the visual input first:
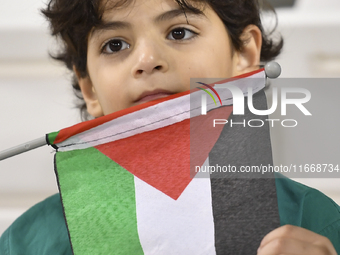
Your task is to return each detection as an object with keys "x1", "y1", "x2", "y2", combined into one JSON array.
[
  {"x1": 89, "y1": 67, "x2": 126, "y2": 114},
  {"x1": 188, "y1": 33, "x2": 233, "y2": 77},
  {"x1": 180, "y1": 47, "x2": 234, "y2": 82},
  {"x1": 206, "y1": 41, "x2": 234, "y2": 77}
]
